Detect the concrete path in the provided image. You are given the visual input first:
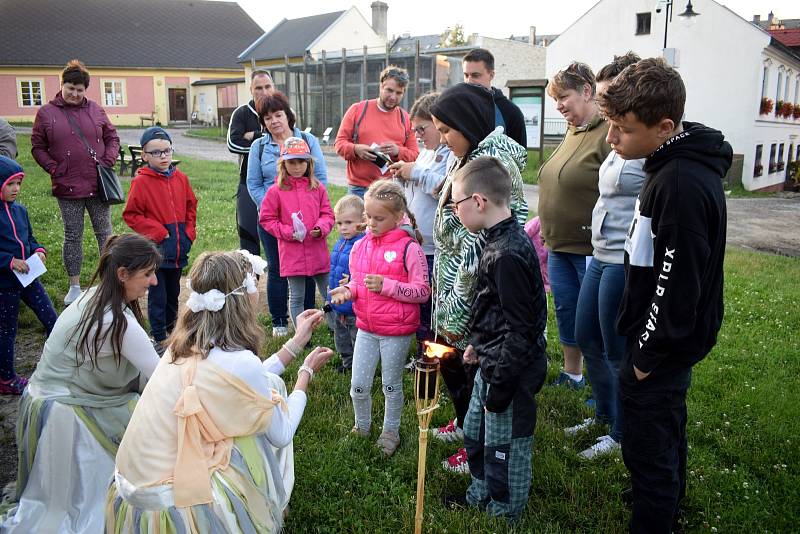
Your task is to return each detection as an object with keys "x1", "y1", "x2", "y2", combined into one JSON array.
[{"x1": 17, "y1": 126, "x2": 800, "y2": 257}]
